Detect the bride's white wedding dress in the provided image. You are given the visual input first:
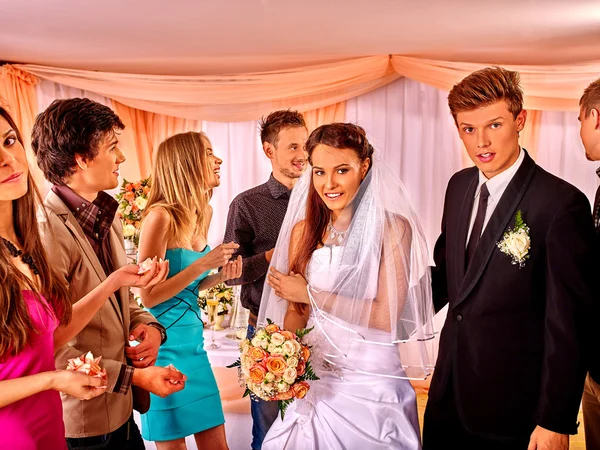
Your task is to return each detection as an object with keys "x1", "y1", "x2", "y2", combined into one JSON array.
[{"x1": 262, "y1": 246, "x2": 422, "y2": 450}]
